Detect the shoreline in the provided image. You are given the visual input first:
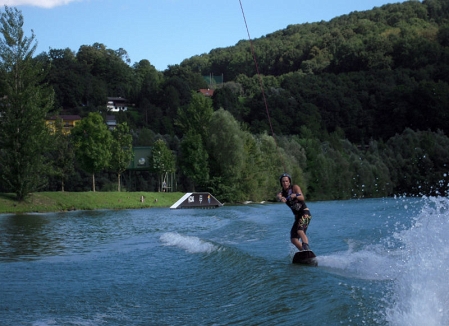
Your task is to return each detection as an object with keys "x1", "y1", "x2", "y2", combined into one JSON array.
[{"x1": 0, "y1": 191, "x2": 185, "y2": 214}]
